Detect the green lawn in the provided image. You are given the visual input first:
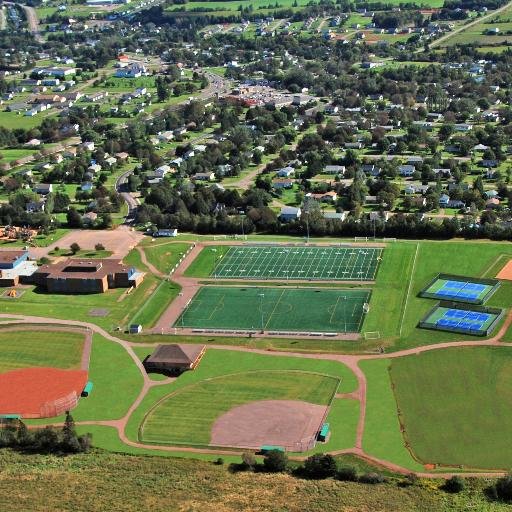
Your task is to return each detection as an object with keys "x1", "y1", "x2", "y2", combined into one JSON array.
[
  {"x1": 388, "y1": 241, "x2": 512, "y2": 351},
  {"x1": 360, "y1": 359, "x2": 423, "y2": 472},
  {"x1": 176, "y1": 286, "x2": 371, "y2": 333},
  {"x1": 127, "y1": 349, "x2": 358, "y2": 447},
  {"x1": 141, "y1": 241, "x2": 192, "y2": 274},
  {"x1": 0, "y1": 328, "x2": 84, "y2": 372},
  {"x1": 183, "y1": 245, "x2": 232, "y2": 277},
  {"x1": 391, "y1": 347, "x2": 512, "y2": 470},
  {"x1": 140, "y1": 370, "x2": 339, "y2": 445},
  {"x1": 129, "y1": 279, "x2": 180, "y2": 328},
  {"x1": 0, "y1": 273, "x2": 164, "y2": 332}
]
